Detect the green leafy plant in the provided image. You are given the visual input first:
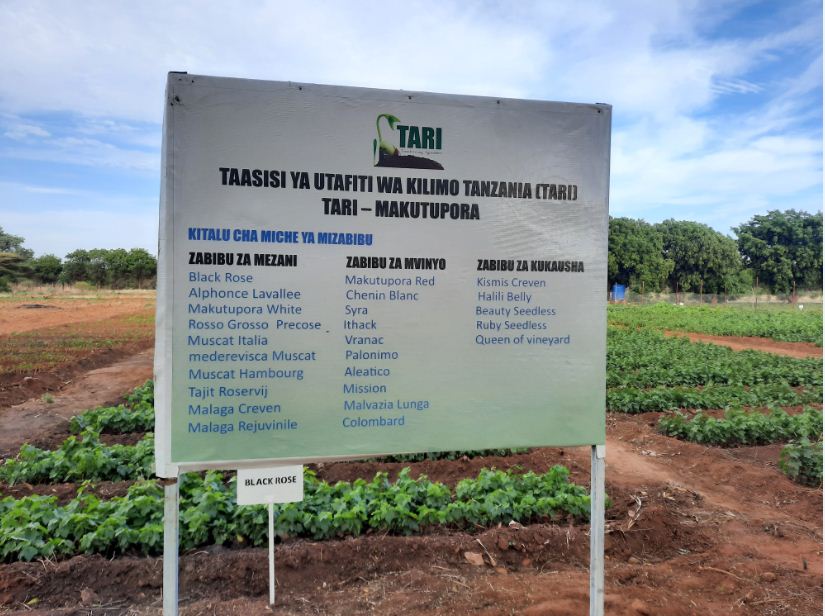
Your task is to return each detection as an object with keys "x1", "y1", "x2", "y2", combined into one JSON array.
[
  {"x1": 779, "y1": 439, "x2": 823, "y2": 487},
  {"x1": 608, "y1": 383, "x2": 821, "y2": 414},
  {"x1": 658, "y1": 407, "x2": 823, "y2": 446},
  {"x1": 608, "y1": 303, "x2": 822, "y2": 345},
  {"x1": 0, "y1": 466, "x2": 595, "y2": 562},
  {"x1": 0, "y1": 432, "x2": 154, "y2": 484}
]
